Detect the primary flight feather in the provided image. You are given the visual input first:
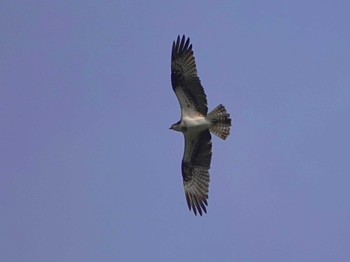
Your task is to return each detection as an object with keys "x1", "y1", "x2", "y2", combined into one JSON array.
[{"x1": 170, "y1": 35, "x2": 232, "y2": 216}]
